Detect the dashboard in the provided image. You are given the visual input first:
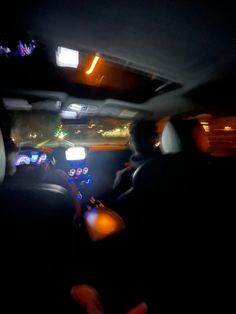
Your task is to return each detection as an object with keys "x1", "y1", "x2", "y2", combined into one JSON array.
[
  {"x1": 14, "y1": 146, "x2": 93, "y2": 195},
  {"x1": 14, "y1": 149, "x2": 48, "y2": 166},
  {"x1": 67, "y1": 160, "x2": 92, "y2": 188},
  {"x1": 13, "y1": 146, "x2": 131, "y2": 202}
]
